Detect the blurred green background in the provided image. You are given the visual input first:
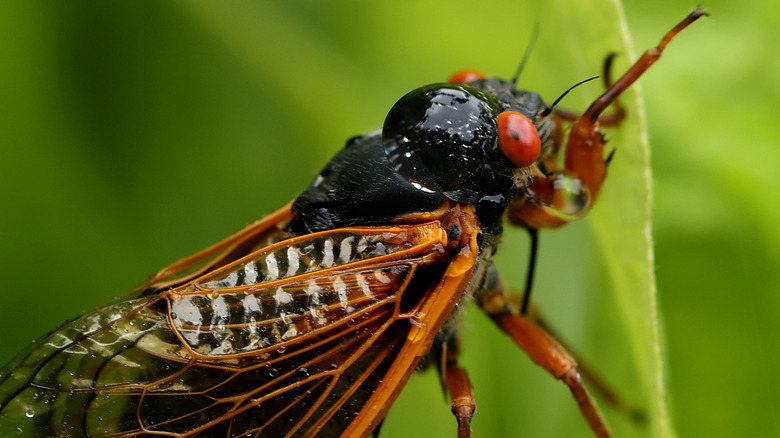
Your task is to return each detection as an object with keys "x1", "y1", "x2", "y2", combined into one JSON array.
[{"x1": 0, "y1": 1, "x2": 776, "y2": 437}]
